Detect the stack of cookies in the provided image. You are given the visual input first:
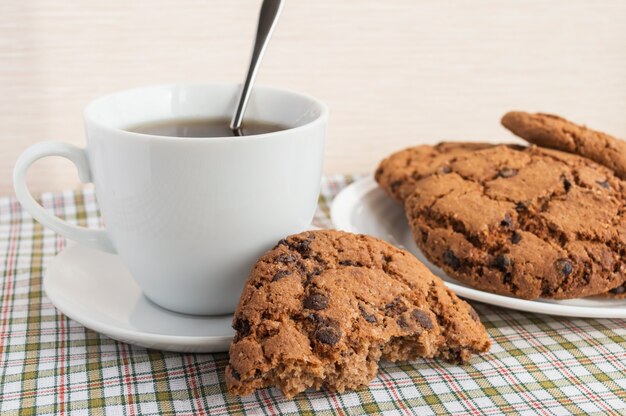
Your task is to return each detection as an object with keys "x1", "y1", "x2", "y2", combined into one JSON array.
[
  {"x1": 224, "y1": 111, "x2": 625, "y2": 399},
  {"x1": 376, "y1": 112, "x2": 626, "y2": 300}
]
